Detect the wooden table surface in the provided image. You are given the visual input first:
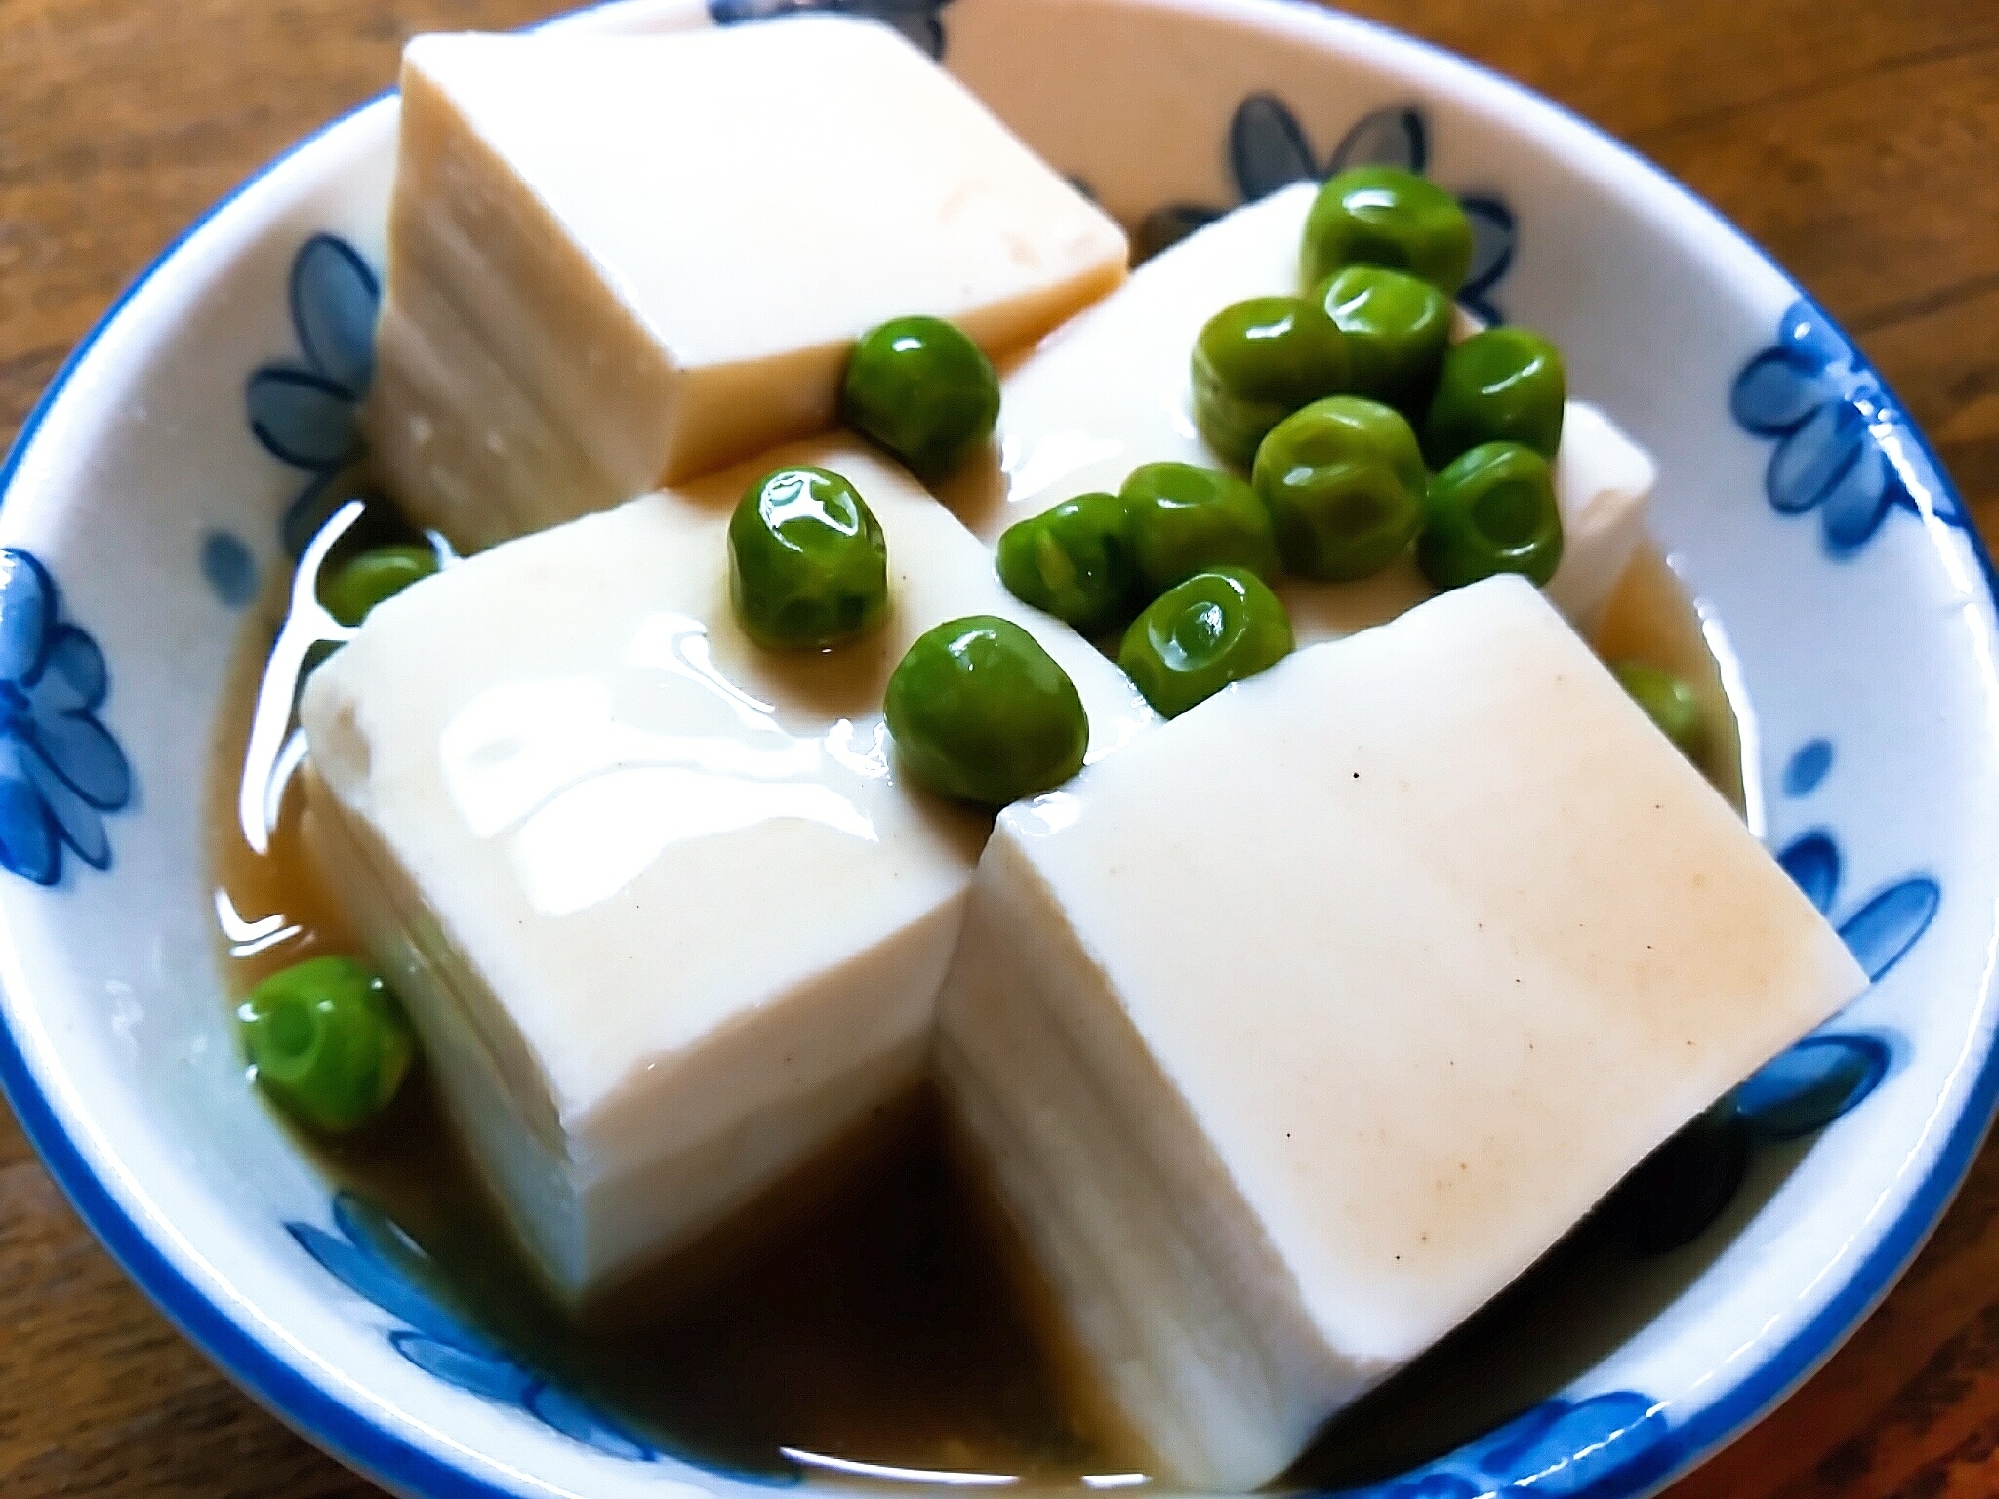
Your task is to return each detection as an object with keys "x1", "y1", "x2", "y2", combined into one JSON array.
[{"x1": 3, "y1": 0, "x2": 1997, "y2": 1494}]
